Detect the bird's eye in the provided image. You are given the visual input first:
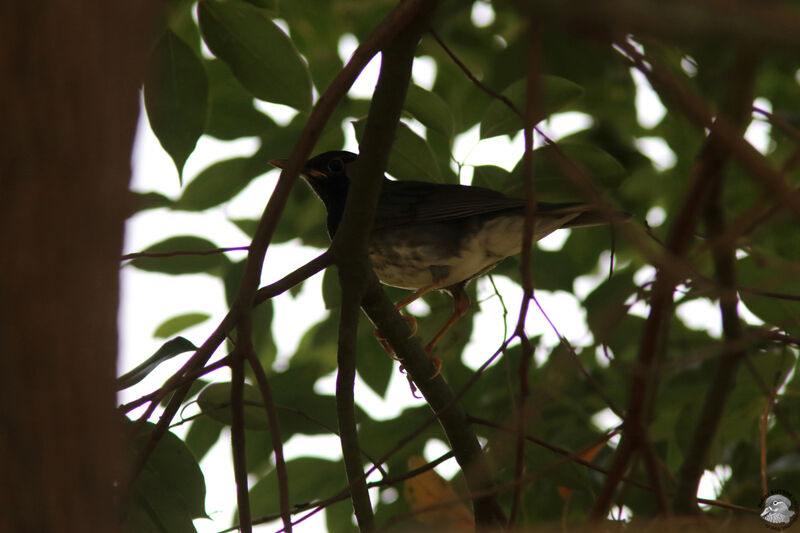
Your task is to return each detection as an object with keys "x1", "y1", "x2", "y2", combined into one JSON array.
[{"x1": 327, "y1": 158, "x2": 344, "y2": 173}]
